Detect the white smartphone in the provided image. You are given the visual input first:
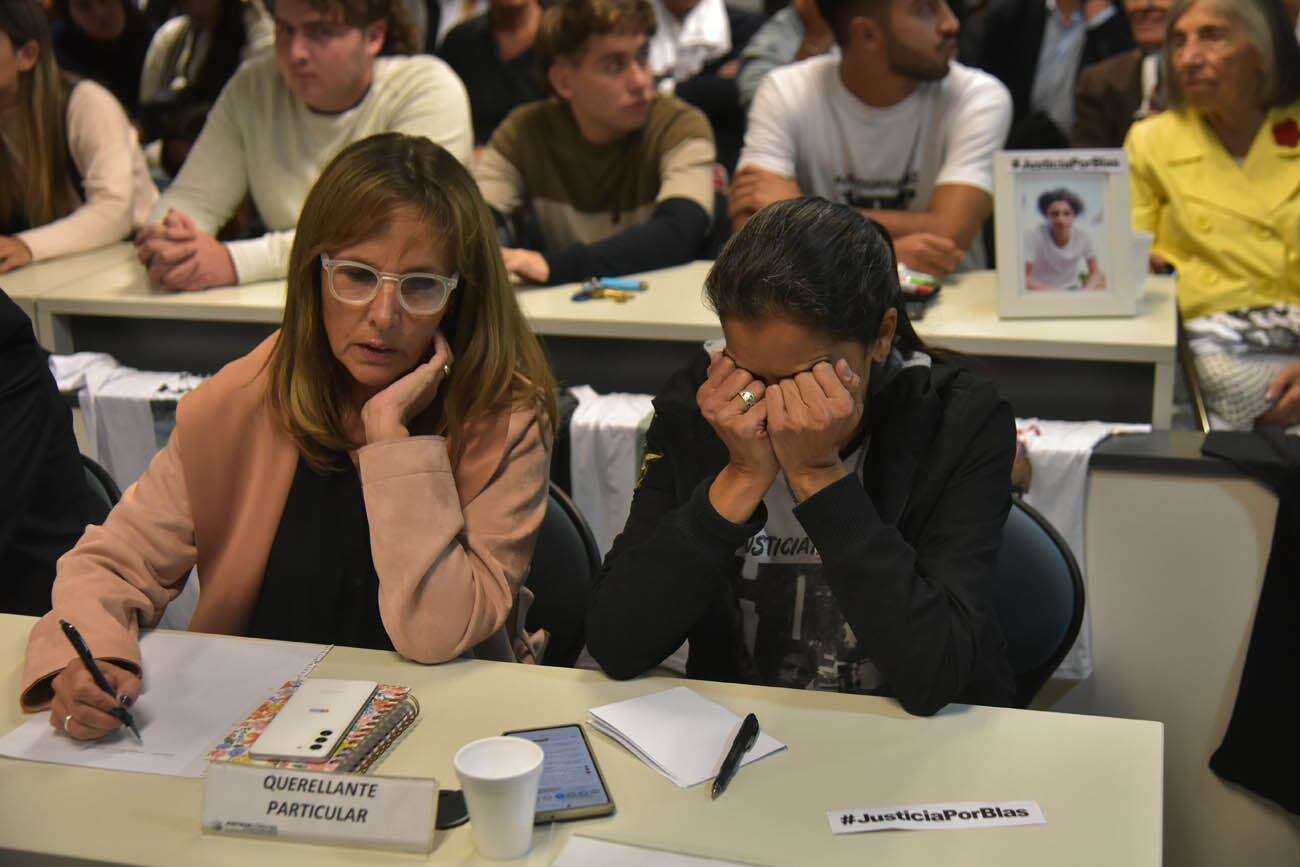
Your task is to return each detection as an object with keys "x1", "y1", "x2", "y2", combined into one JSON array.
[{"x1": 250, "y1": 679, "x2": 378, "y2": 762}]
